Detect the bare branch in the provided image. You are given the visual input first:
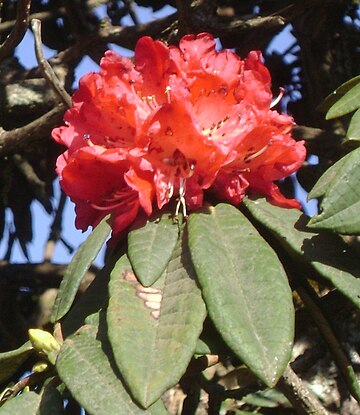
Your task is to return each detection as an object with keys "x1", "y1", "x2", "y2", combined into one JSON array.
[
  {"x1": 0, "y1": 0, "x2": 31, "y2": 61},
  {"x1": 123, "y1": 0, "x2": 140, "y2": 26},
  {"x1": 12, "y1": 153, "x2": 51, "y2": 213},
  {"x1": 277, "y1": 365, "x2": 330, "y2": 415},
  {"x1": 0, "y1": 8, "x2": 66, "y2": 34},
  {"x1": 31, "y1": 19, "x2": 72, "y2": 108},
  {"x1": 49, "y1": 12, "x2": 178, "y2": 68},
  {"x1": 44, "y1": 190, "x2": 72, "y2": 262},
  {"x1": 0, "y1": 262, "x2": 97, "y2": 289},
  {"x1": 0, "y1": 104, "x2": 66, "y2": 158}
]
